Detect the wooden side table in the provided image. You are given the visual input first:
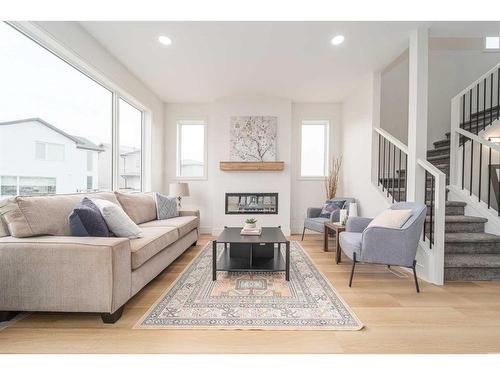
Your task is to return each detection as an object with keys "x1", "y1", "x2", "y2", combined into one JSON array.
[{"x1": 324, "y1": 222, "x2": 345, "y2": 264}]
